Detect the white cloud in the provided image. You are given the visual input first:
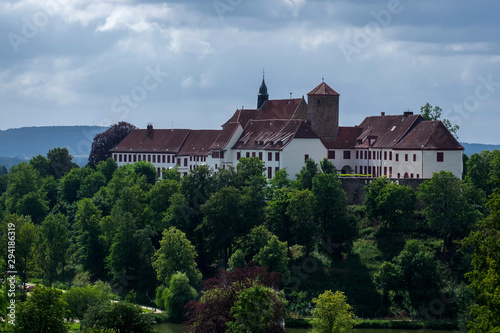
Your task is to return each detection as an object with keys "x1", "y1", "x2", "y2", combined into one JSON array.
[
  {"x1": 96, "y1": 3, "x2": 172, "y2": 32},
  {"x1": 282, "y1": 0, "x2": 307, "y2": 17},
  {"x1": 444, "y1": 42, "x2": 491, "y2": 53}
]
